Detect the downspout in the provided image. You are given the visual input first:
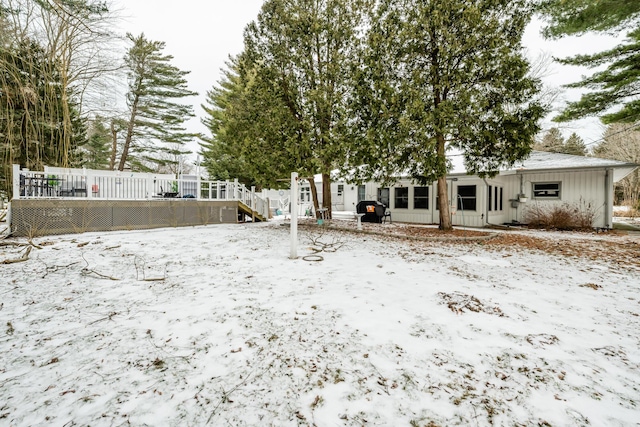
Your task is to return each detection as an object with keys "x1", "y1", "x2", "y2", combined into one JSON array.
[
  {"x1": 483, "y1": 178, "x2": 490, "y2": 227},
  {"x1": 604, "y1": 168, "x2": 612, "y2": 229}
]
